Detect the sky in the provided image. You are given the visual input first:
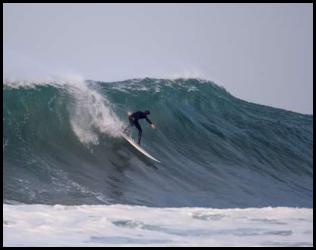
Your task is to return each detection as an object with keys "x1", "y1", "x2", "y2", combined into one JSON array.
[{"x1": 3, "y1": 3, "x2": 313, "y2": 114}]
